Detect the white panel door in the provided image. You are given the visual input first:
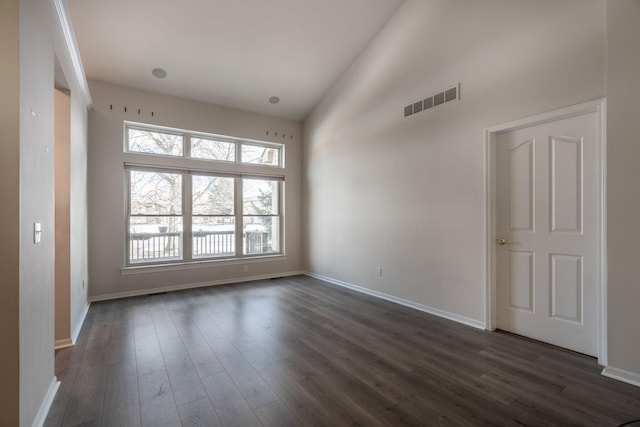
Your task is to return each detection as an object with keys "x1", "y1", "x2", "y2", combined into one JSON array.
[{"x1": 496, "y1": 112, "x2": 599, "y2": 356}]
